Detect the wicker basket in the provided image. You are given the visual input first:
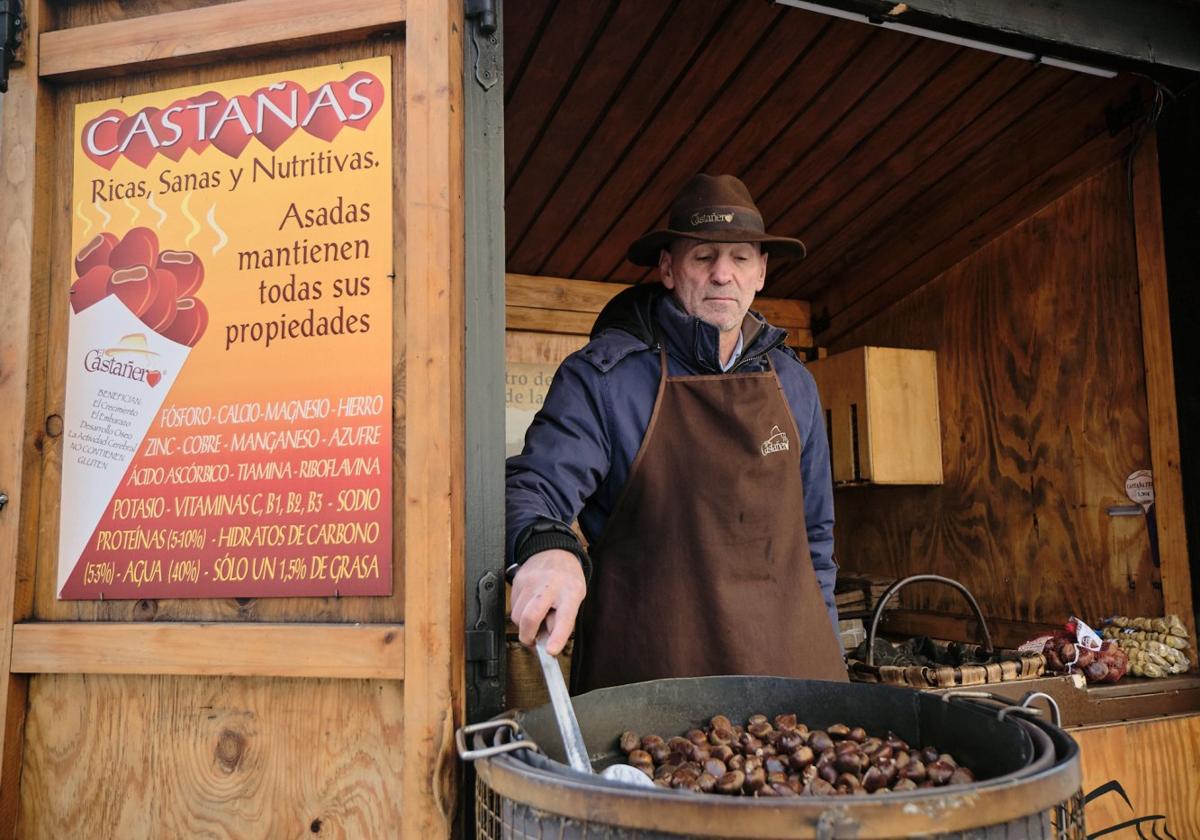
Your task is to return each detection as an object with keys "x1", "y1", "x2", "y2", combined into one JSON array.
[{"x1": 846, "y1": 575, "x2": 1046, "y2": 689}]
